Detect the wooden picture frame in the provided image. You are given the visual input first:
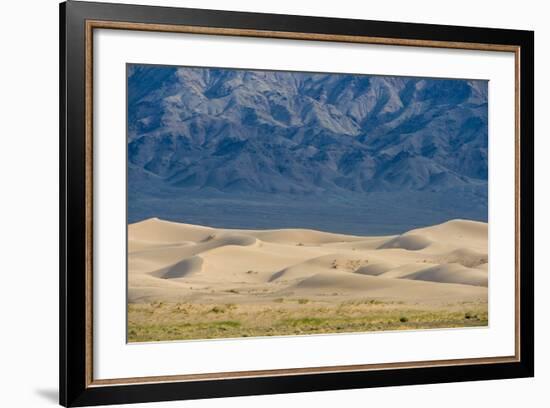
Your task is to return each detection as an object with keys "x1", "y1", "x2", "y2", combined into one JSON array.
[{"x1": 60, "y1": 1, "x2": 534, "y2": 406}]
